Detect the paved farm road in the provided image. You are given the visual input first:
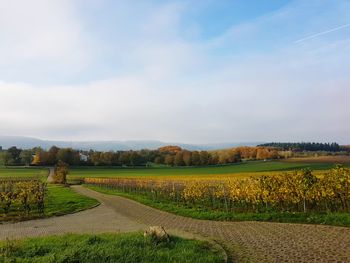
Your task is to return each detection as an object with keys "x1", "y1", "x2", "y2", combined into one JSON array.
[{"x1": 1, "y1": 186, "x2": 350, "y2": 262}]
